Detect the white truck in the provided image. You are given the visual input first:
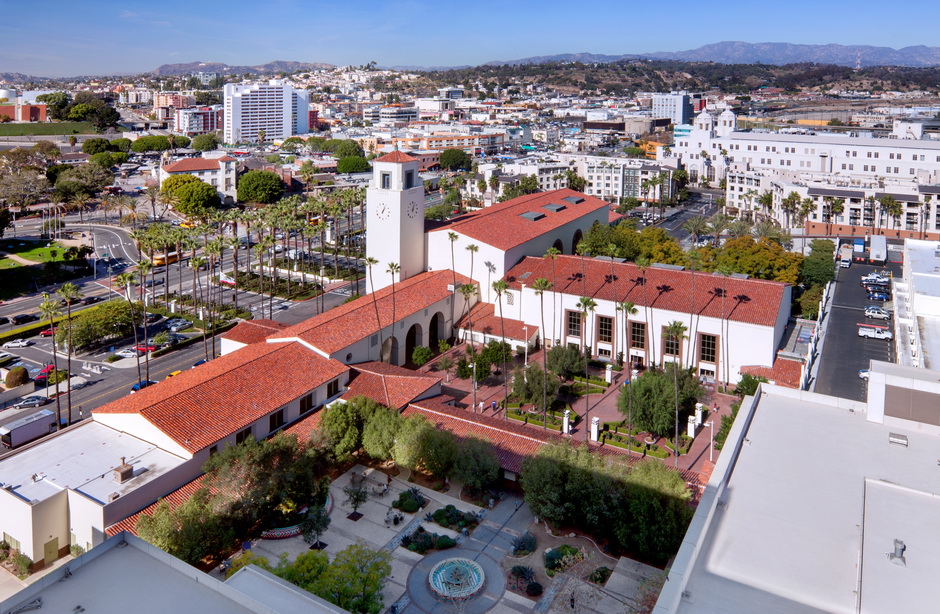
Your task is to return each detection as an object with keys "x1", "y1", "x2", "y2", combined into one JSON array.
[
  {"x1": 858, "y1": 327, "x2": 893, "y2": 340},
  {"x1": 839, "y1": 245, "x2": 853, "y2": 268},
  {"x1": 0, "y1": 409, "x2": 57, "y2": 449}
]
